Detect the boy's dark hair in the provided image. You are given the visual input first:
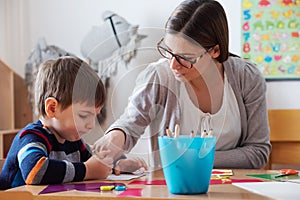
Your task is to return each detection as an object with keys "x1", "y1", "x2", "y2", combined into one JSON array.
[
  {"x1": 165, "y1": 0, "x2": 229, "y2": 63},
  {"x1": 35, "y1": 56, "x2": 106, "y2": 117}
]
